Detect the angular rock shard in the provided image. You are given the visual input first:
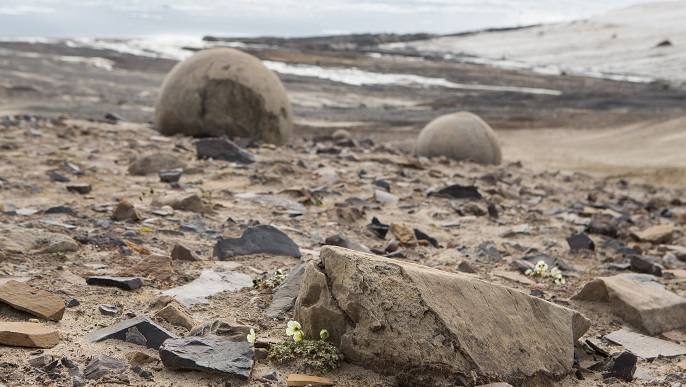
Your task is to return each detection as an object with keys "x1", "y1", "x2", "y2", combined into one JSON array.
[
  {"x1": 85, "y1": 316, "x2": 177, "y2": 350},
  {"x1": 571, "y1": 275, "x2": 686, "y2": 335},
  {"x1": 159, "y1": 337, "x2": 254, "y2": 380},
  {"x1": 295, "y1": 246, "x2": 590, "y2": 386},
  {"x1": 84, "y1": 354, "x2": 126, "y2": 380},
  {"x1": 0, "y1": 280, "x2": 65, "y2": 320},
  {"x1": 213, "y1": 224, "x2": 301, "y2": 260},
  {"x1": 0, "y1": 322, "x2": 60, "y2": 348},
  {"x1": 196, "y1": 138, "x2": 256, "y2": 164},
  {"x1": 86, "y1": 276, "x2": 143, "y2": 291},
  {"x1": 265, "y1": 260, "x2": 308, "y2": 319}
]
